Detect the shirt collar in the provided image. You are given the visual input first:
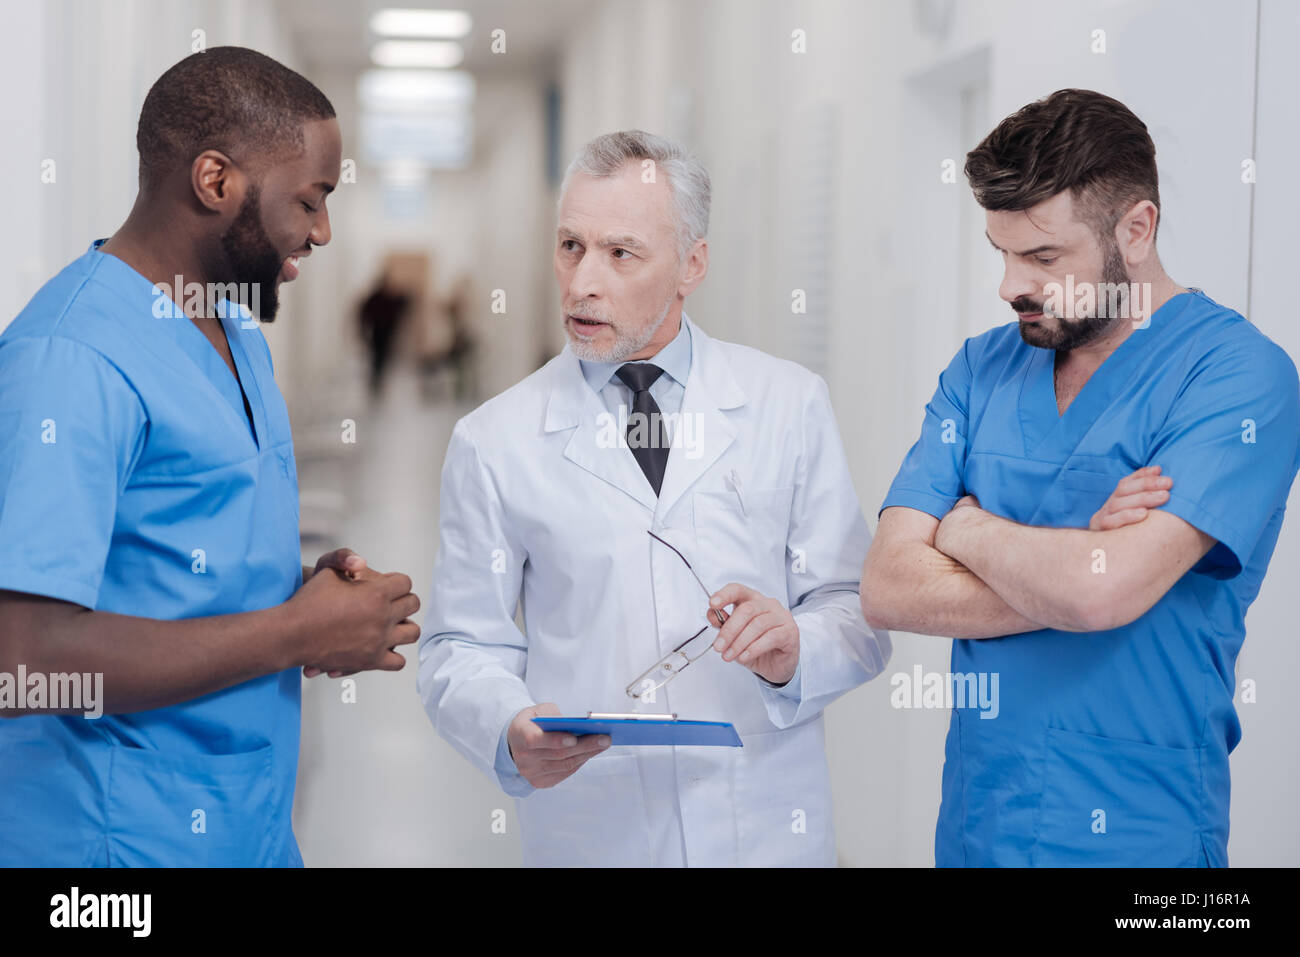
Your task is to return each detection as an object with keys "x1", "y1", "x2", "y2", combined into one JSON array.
[{"x1": 578, "y1": 313, "x2": 693, "y2": 395}]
